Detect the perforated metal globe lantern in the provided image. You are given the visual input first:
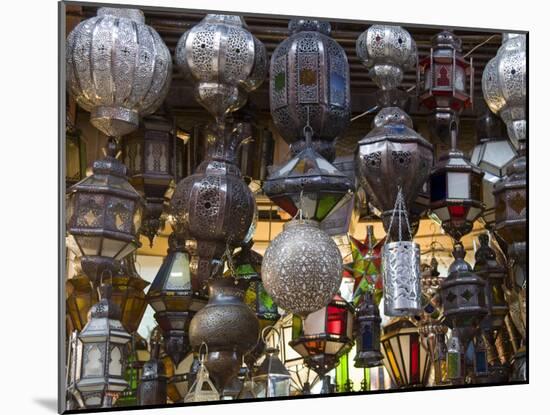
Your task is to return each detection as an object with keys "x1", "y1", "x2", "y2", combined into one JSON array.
[
  {"x1": 175, "y1": 14, "x2": 267, "y2": 123},
  {"x1": 66, "y1": 7, "x2": 172, "y2": 138},
  {"x1": 270, "y1": 19, "x2": 350, "y2": 161}
]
